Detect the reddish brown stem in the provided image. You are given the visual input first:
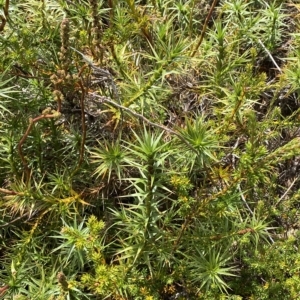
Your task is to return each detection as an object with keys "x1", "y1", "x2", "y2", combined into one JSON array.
[
  {"x1": 191, "y1": 0, "x2": 218, "y2": 57},
  {"x1": 18, "y1": 113, "x2": 60, "y2": 183},
  {"x1": 0, "y1": 188, "x2": 19, "y2": 195},
  {"x1": 0, "y1": 285, "x2": 9, "y2": 297},
  {"x1": 0, "y1": 0, "x2": 9, "y2": 32}
]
